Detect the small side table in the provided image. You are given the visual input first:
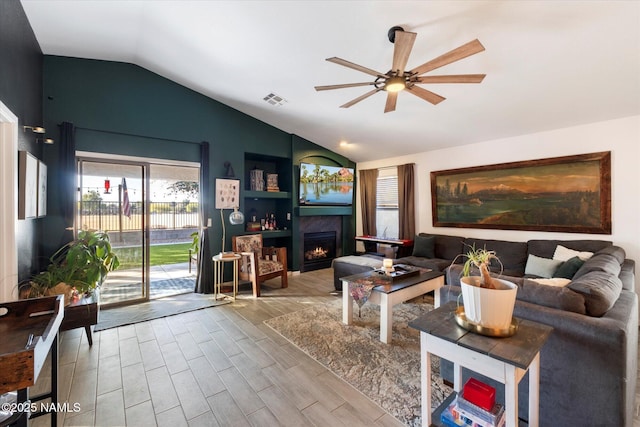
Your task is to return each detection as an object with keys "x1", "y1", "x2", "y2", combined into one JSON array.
[
  {"x1": 409, "y1": 301, "x2": 553, "y2": 427},
  {"x1": 212, "y1": 253, "x2": 241, "y2": 300}
]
